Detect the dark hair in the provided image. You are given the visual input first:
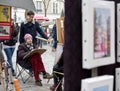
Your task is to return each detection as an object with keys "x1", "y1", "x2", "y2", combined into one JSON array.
[{"x1": 27, "y1": 11, "x2": 35, "y2": 16}]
